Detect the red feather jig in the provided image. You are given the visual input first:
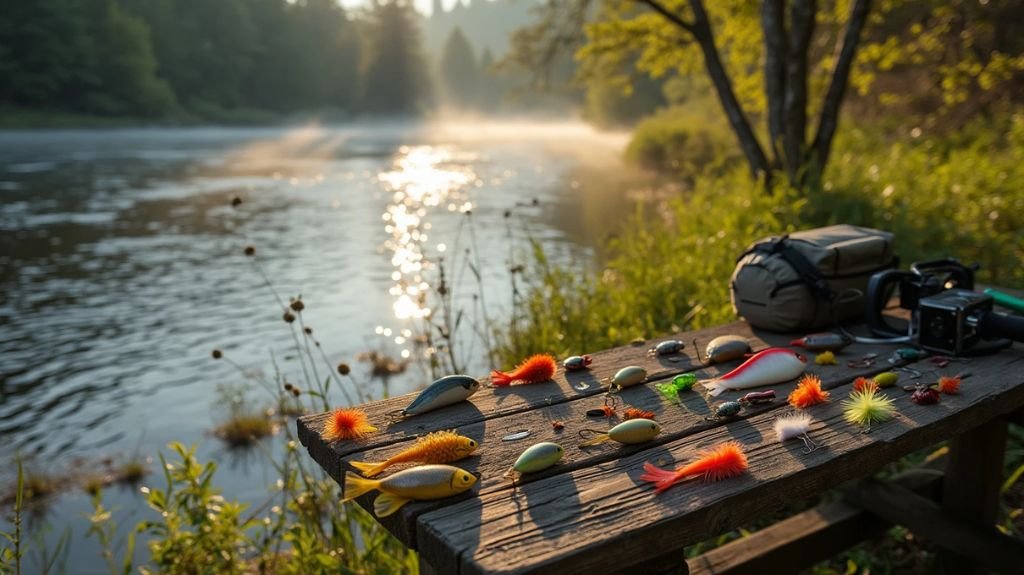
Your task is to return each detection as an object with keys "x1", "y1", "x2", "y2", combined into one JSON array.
[
  {"x1": 640, "y1": 441, "x2": 748, "y2": 494},
  {"x1": 491, "y1": 354, "x2": 557, "y2": 386}
]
